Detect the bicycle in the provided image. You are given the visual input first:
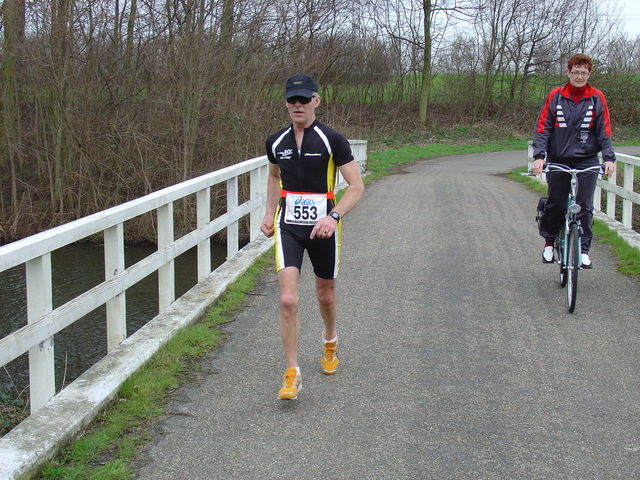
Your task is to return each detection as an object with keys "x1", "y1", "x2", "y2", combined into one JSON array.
[{"x1": 537, "y1": 163, "x2": 603, "y2": 313}]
